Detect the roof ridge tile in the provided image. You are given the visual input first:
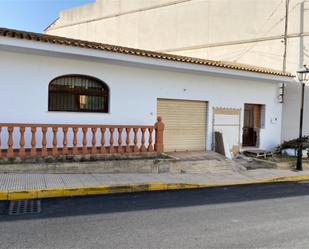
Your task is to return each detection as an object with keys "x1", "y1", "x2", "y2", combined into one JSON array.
[{"x1": 0, "y1": 27, "x2": 293, "y2": 77}]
